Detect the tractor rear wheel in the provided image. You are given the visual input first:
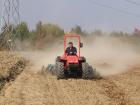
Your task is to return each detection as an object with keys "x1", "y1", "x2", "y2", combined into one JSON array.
[
  {"x1": 82, "y1": 63, "x2": 94, "y2": 79},
  {"x1": 55, "y1": 62, "x2": 65, "y2": 79}
]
